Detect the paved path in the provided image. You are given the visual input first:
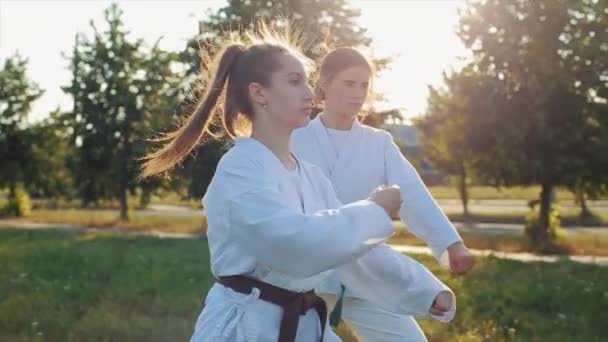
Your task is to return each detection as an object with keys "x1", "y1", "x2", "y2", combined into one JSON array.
[
  {"x1": 2, "y1": 219, "x2": 606, "y2": 266},
  {"x1": 389, "y1": 244, "x2": 608, "y2": 266}
]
